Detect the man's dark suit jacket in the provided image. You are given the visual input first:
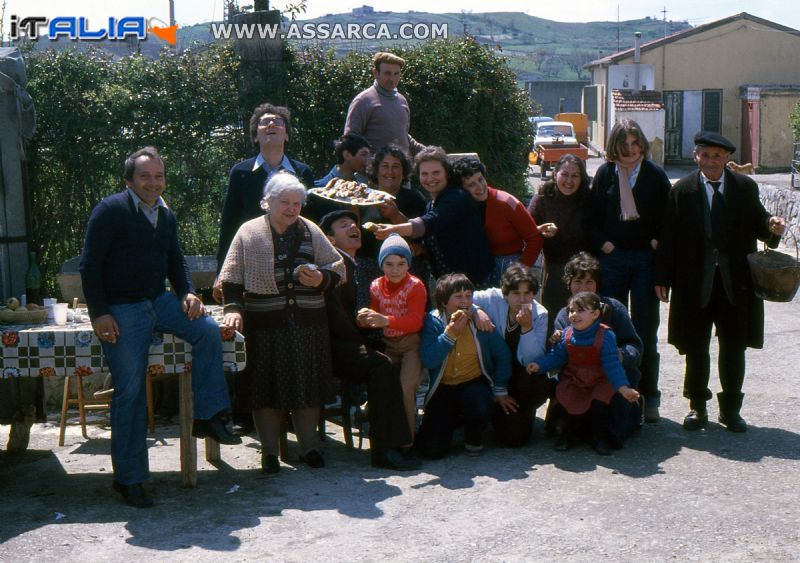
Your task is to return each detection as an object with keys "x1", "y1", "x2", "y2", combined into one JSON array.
[
  {"x1": 654, "y1": 168, "x2": 779, "y2": 352},
  {"x1": 215, "y1": 155, "x2": 314, "y2": 269}
]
